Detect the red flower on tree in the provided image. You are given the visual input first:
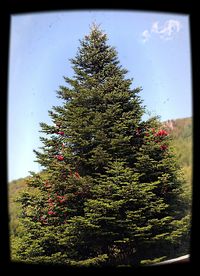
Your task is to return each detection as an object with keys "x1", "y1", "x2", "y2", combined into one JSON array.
[
  {"x1": 59, "y1": 199, "x2": 65, "y2": 203},
  {"x1": 56, "y1": 155, "x2": 64, "y2": 161},
  {"x1": 74, "y1": 171, "x2": 80, "y2": 179},
  {"x1": 136, "y1": 128, "x2": 140, "y2": 136},
  {"x1": 160, "y1": 145, "x2": 168, "y2": 151},
  {"x1": 155, "y1": 129, "x2": 168, "y2": 137},
  {"x1": 48, "y1": 210, "x2": 56, "y2": 215},
  {"x1": 57, "y1": 195, "x2": 66, "y2": 203},
  {"x1": 57, "y1": 131, "x2": 64, "y2": 135}
]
